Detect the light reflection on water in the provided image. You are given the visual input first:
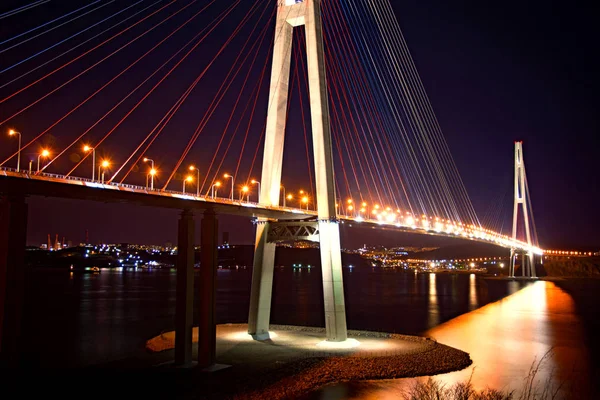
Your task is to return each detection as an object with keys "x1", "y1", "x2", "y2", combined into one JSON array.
[
  {"x1": 313, "y1": 281, "x2": 592, "y2": 399},
  {"x1": 428, "y1": 273, "x2": 439, "y2": 327}
]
